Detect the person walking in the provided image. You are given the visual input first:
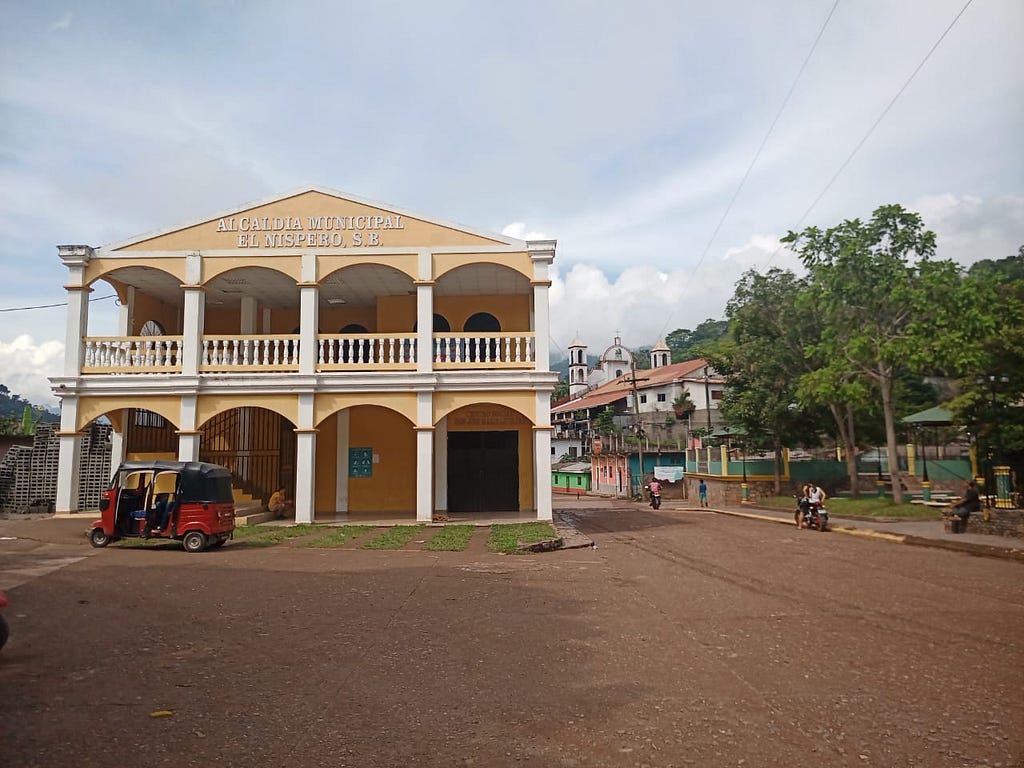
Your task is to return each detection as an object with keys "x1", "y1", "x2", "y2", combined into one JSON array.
[{"x1": 698, "y1": 479, "x2": 708, "y2": 508}]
